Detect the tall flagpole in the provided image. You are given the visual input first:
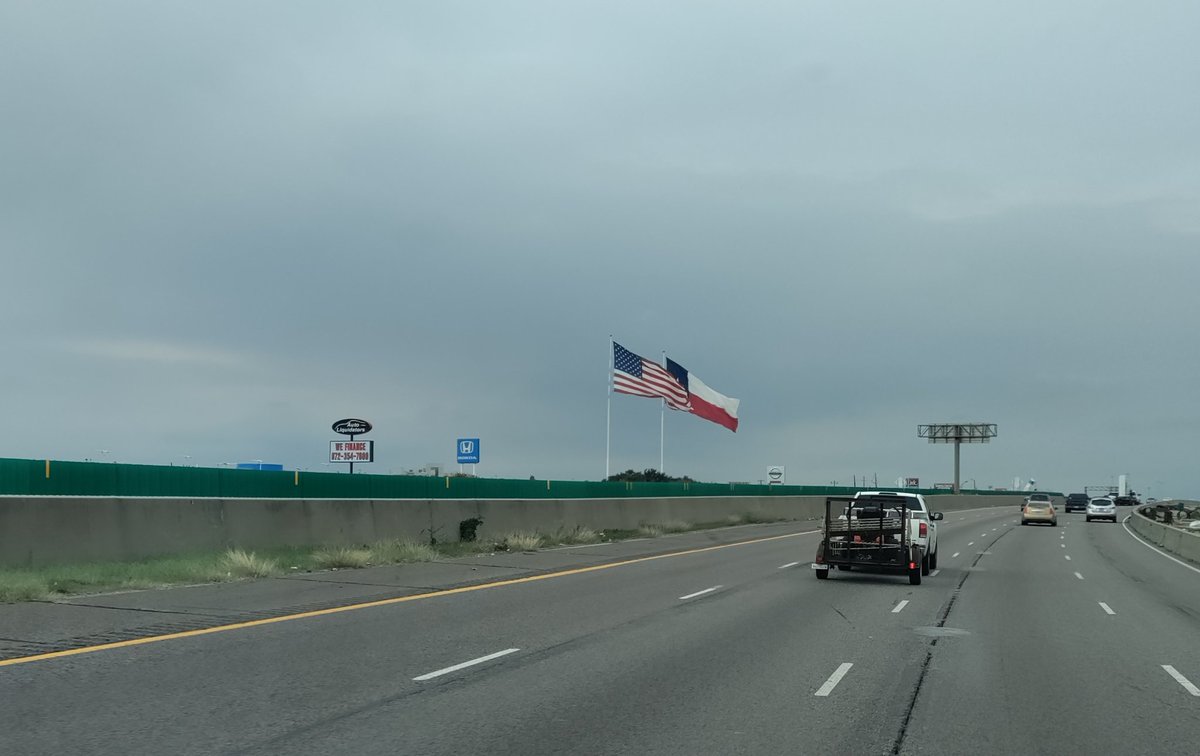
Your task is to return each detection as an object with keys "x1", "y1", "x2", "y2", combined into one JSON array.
[
  {"x1": 660, "y1": 350, "x2": 666, "y2": 474},
  {"x1": 606, "y1": 335, "x2": 613, "y2": 481}
]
